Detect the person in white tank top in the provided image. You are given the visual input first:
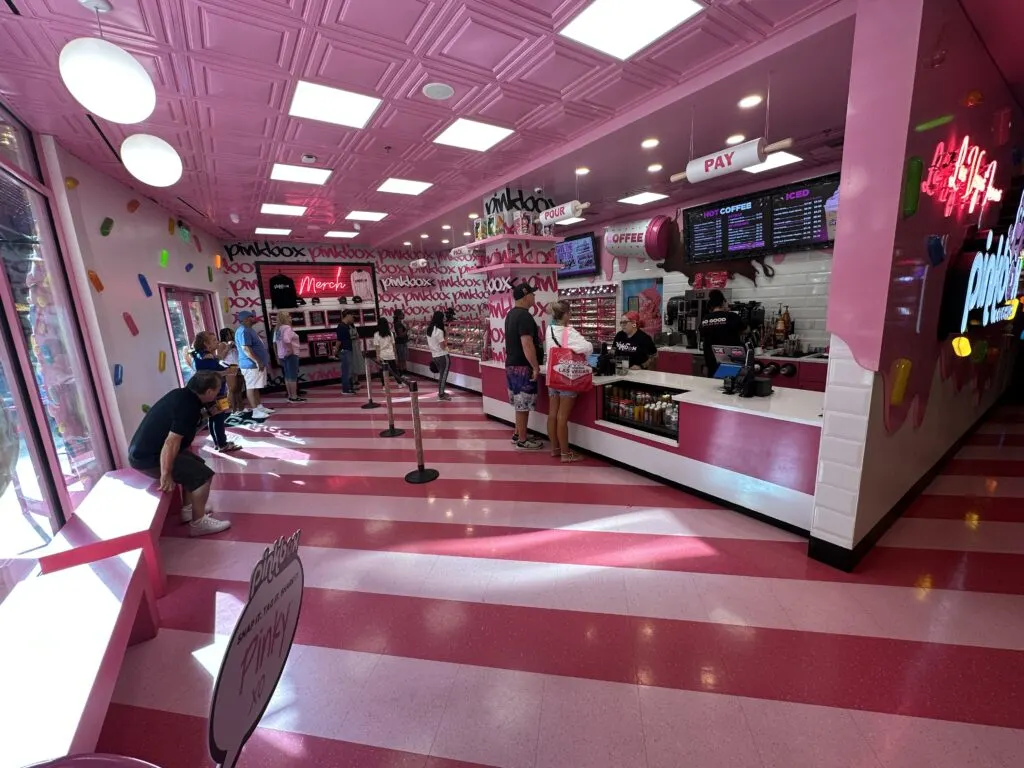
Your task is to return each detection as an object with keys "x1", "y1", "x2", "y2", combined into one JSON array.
[{"x1": 372, "y1": 318, "x2": 405, "y2": 388}]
